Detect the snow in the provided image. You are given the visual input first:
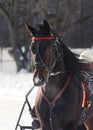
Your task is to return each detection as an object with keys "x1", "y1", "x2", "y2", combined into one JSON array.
[
  {"x1": 0, "y1": 69, "x2": 38, "y2": 130},
  {"x1": 79, "y1": 48, "x2": 93, "y2": 60}
]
